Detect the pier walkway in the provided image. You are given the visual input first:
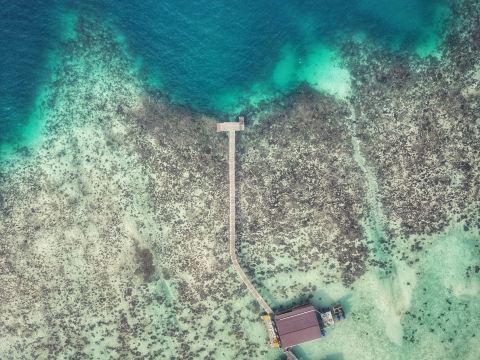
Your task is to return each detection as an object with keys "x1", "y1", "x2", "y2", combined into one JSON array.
[{"x1": 217, "y1": 118, "x2": 273, "y2": 315}]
